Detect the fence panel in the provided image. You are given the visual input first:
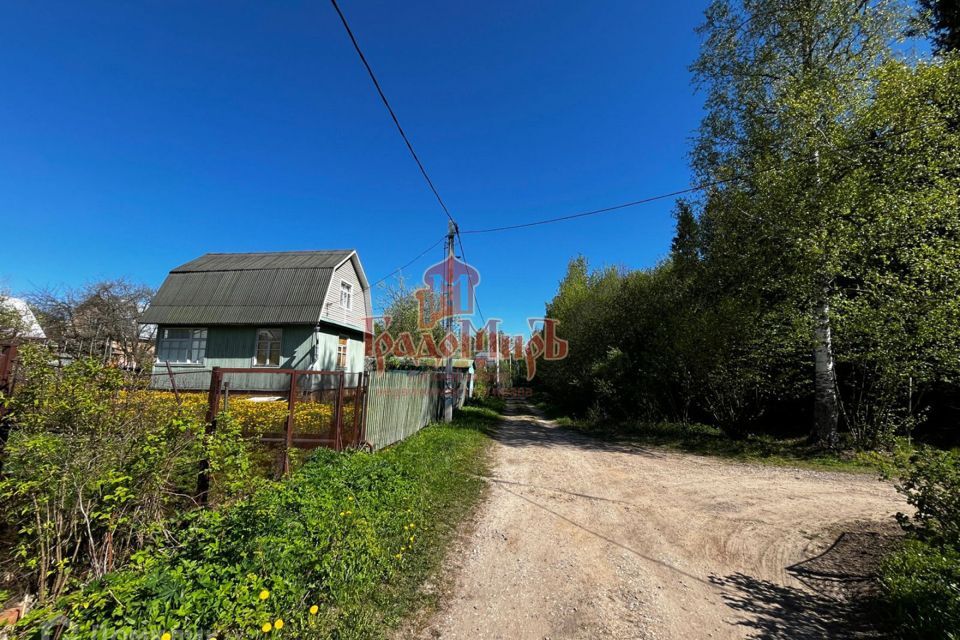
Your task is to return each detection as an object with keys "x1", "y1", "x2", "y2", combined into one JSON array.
[{"x1": 365, "y1": 370, "x2": 444, "y2": 450}]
